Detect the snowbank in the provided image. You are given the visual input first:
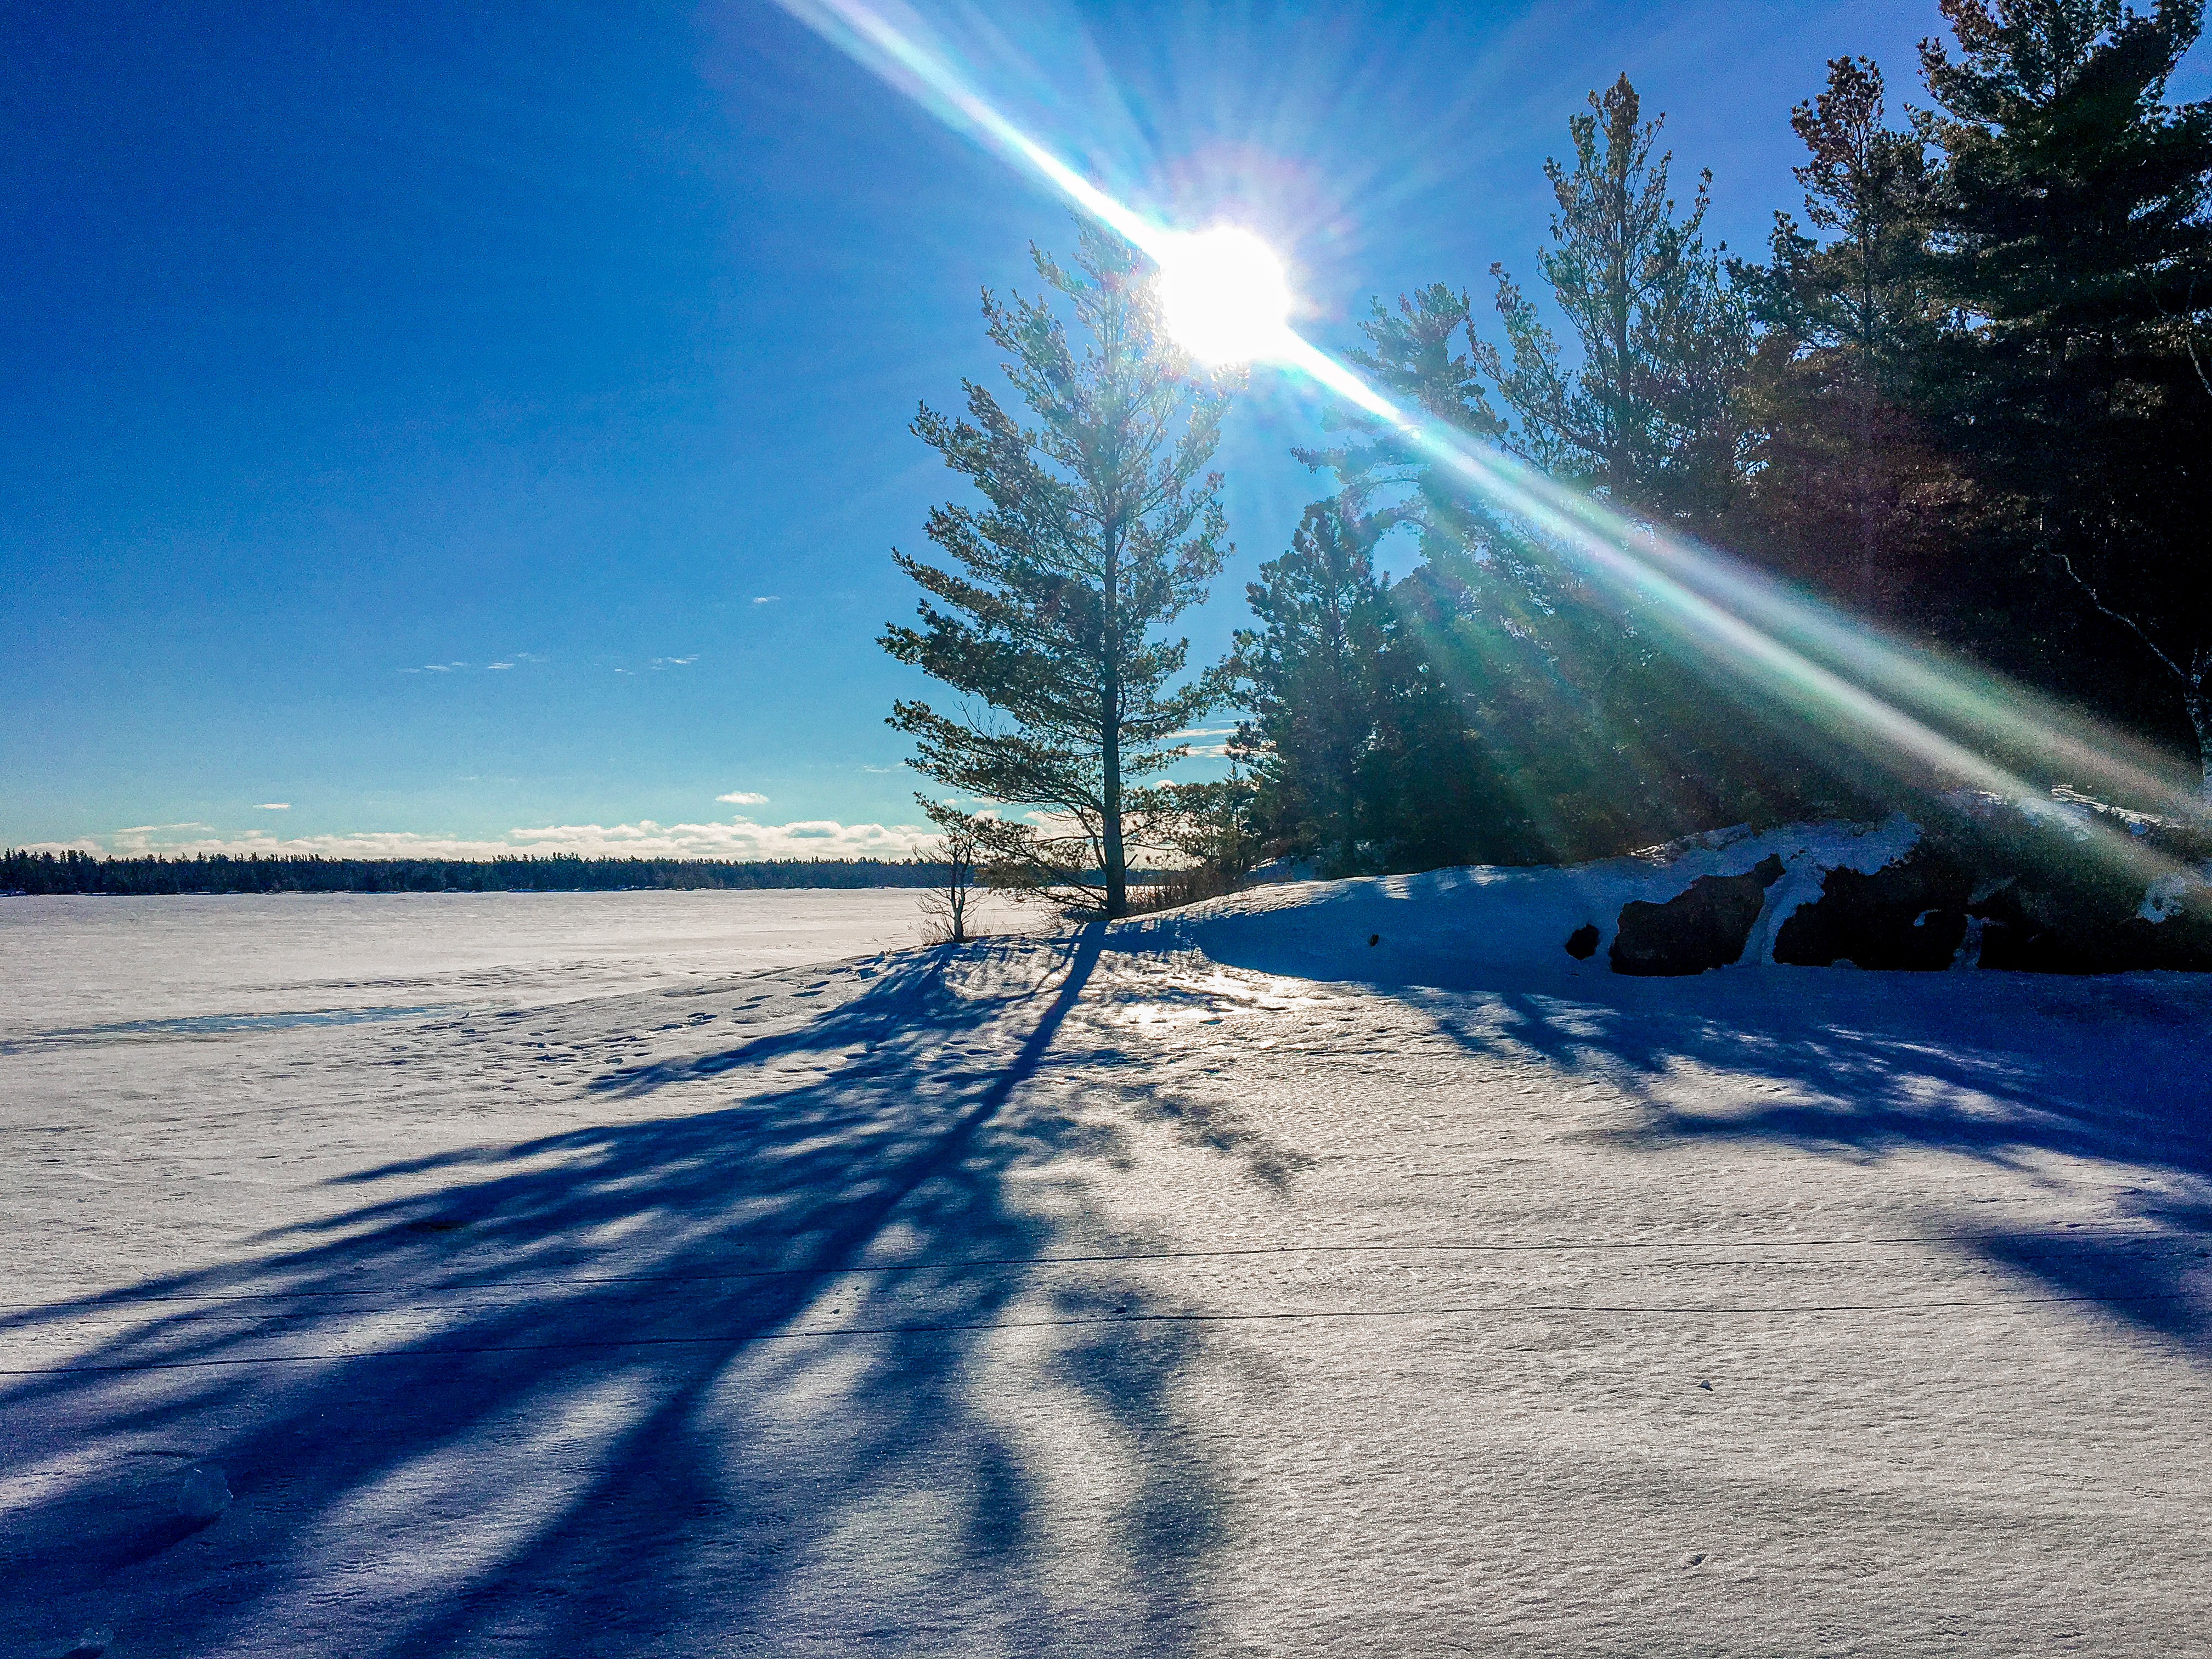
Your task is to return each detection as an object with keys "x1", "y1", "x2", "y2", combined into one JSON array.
[
  {"x1": 1121, "y1": 800, "x2": 2212, "y2": 983},
  {"x1": 1116, "y1": 818, "x2": 1925, "y2": 987}
]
